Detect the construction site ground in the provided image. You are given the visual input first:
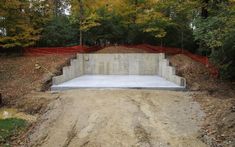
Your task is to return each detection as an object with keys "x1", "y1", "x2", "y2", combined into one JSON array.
[{"x1": 0, "y1": 46, "x2": 234, "y2": 147}]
